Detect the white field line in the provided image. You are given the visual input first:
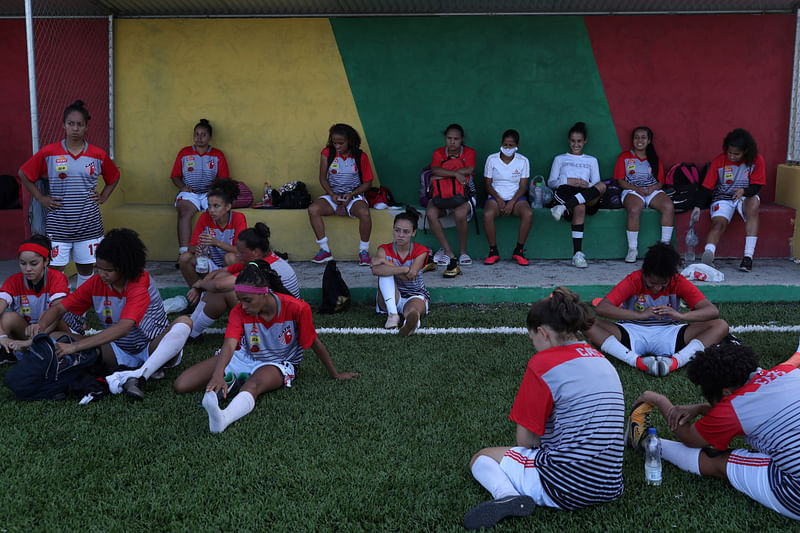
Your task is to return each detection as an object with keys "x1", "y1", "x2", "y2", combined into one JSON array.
[{"x1": 84, "y1": 324, "x2": 798, "y2": 336}]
